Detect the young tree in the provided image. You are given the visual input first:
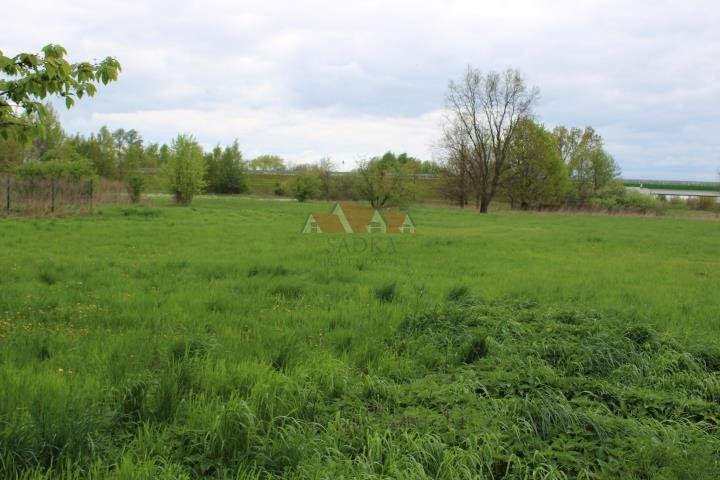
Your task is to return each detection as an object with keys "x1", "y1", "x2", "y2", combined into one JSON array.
[
  {"x1": 418, "y1": 160, "x2": 443, "y2": 174},
  {"x1": 205, "y1": 140, "x2": 248, "y2": 194},
  {"x1": 204, "y1": 145, "x2": 222, "y2": 192},
  {"x1": 588, "y1": 149, "x2": 621, "y2": 193},
  {"x1": 159, "y1": 144, "x2": 172, "y2": 166},
  {"x1": 554, "y1": 126, "x2": 619, "y2": 204},
  {"x1": 29, "y1": 104, "x2": 65, "y2": 160},
  {"x1": 126, "y1": 175, "x2": 144, "y2": 204},
  {"x1": 142, "y1": 143, "x2": 161, "y2": 168},
  {"x1": 441, "y1": 125, "x2": 474, "y2": 207},
  {"x1": 163, "y1": 134, "x2": 206, "y2": 205},
  {"x1": 99, "y1": 126, "x2": 120, "y2": 178},
  {"x1": 503, "y1": 119, "x2": 568, "y2": 209},
  {"x1": 0, "y1": 128, "x2": 24, "y2": 170},
  {"x1": 112, "y1": 128, "x2": 144, "y2": 180},
  {"x1": 354, "y1": 156, "x2": 417, "y2": 208},
  {"x1": 289, "y1": 170, "x2": 320, "y2": 202},
  {"x1": 444, "y1": 66, "x2": 539, "y2": 213},
  {"x1": 0, "y1": 44, "x2": 120, "y2": 140},
  {"x1": 316, "y1": 157, "x2": 334, "y2": 199}
]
